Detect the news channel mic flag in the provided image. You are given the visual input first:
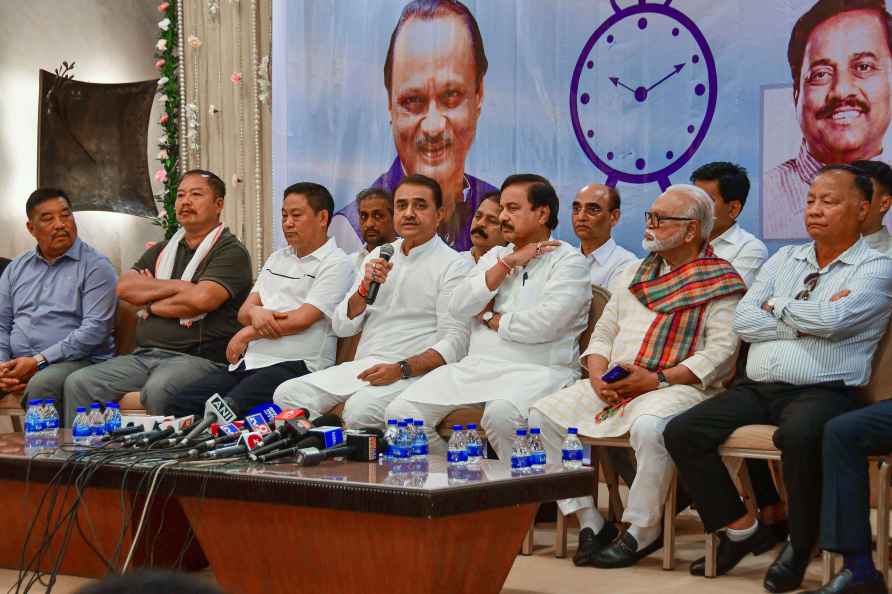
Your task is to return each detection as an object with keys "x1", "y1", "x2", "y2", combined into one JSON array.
[
  {"x1": 327, "y1": 0, "x2": 497, "y2": 254},
  {"x1": 762, "y1": 0, "x2": 892, "y2": 239}
]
